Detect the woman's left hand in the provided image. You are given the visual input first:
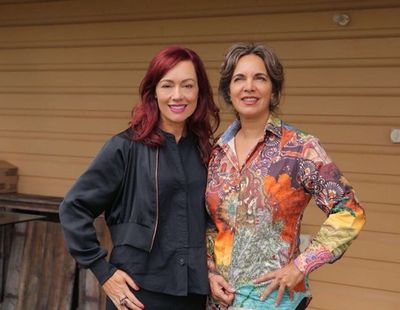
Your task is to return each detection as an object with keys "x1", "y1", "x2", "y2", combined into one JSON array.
[{"x1": 253, "y1": 261, "x2": 304, "y2": 306}]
